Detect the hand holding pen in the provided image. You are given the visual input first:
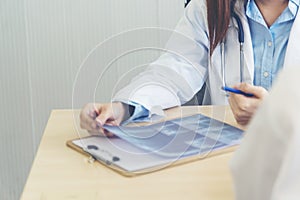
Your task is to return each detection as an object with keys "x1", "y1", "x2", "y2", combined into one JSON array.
[{"x1": 225, "y1": 83, "x2": 268, "y2": 125}]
